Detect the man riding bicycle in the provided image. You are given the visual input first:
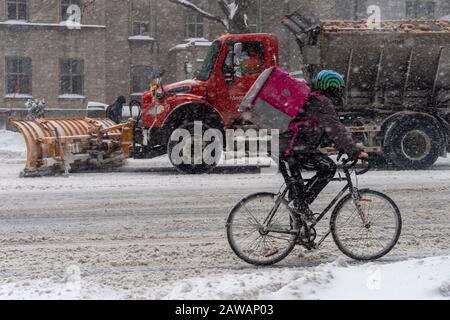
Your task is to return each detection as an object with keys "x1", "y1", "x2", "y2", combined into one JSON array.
[{"x1": 281, "y1": 70, "x2": 369, "y2": 222}]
